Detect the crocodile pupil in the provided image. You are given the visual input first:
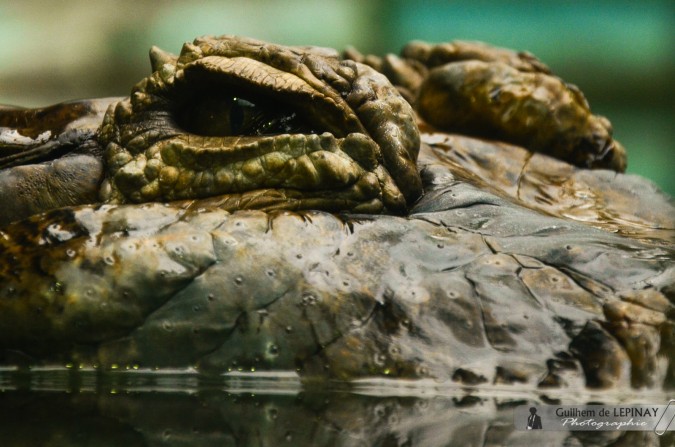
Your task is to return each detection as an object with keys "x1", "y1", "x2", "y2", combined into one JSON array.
[
  {"x1": 229, "y1": 97, "x2": 254, "y2": 134},
  {"x1": 175, "y1": 92, "x2": 313, "y2": 137}
]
